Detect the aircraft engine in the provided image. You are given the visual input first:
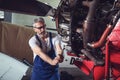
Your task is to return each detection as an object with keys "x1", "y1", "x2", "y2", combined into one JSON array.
[{"x1": 55, "y1": 0, "x2": 120, "y2": 57}]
